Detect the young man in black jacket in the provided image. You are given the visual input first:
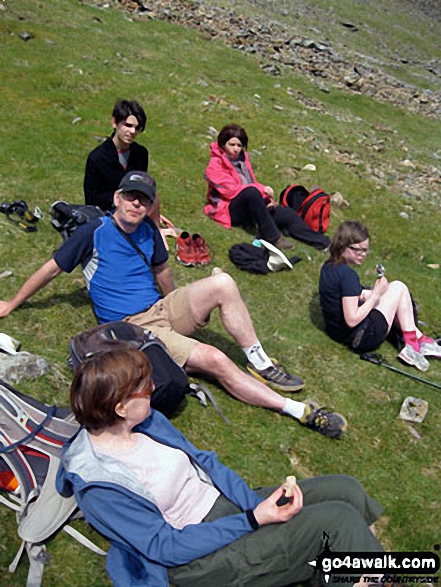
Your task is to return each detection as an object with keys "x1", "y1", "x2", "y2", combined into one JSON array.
[{"x1": 84, "y1": 99, "x2": 154, "y2": 215}]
